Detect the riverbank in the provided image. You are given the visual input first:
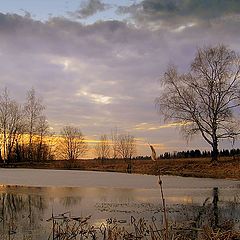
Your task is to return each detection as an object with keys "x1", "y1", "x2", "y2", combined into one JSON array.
[{"x1": 1, "y1": 156, "x2": 240, "y2": 180}]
